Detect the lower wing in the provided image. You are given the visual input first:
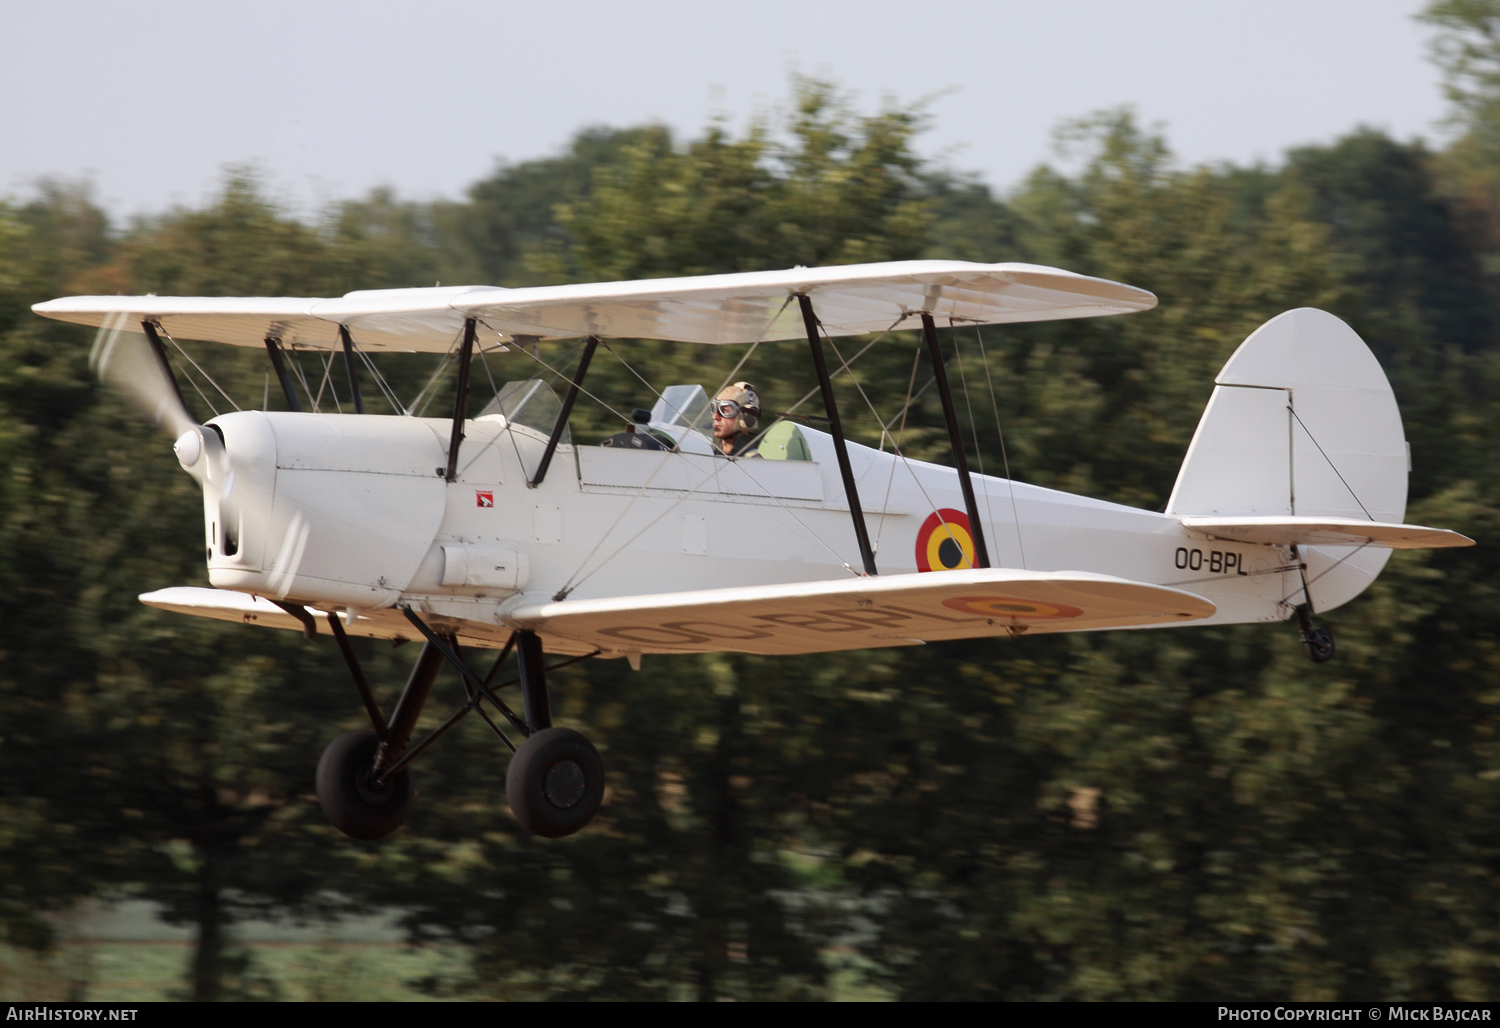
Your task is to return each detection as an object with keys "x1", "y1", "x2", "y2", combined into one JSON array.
[{"x1": 507, "y1": 569, "x2": 1215, "y2": 656}]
